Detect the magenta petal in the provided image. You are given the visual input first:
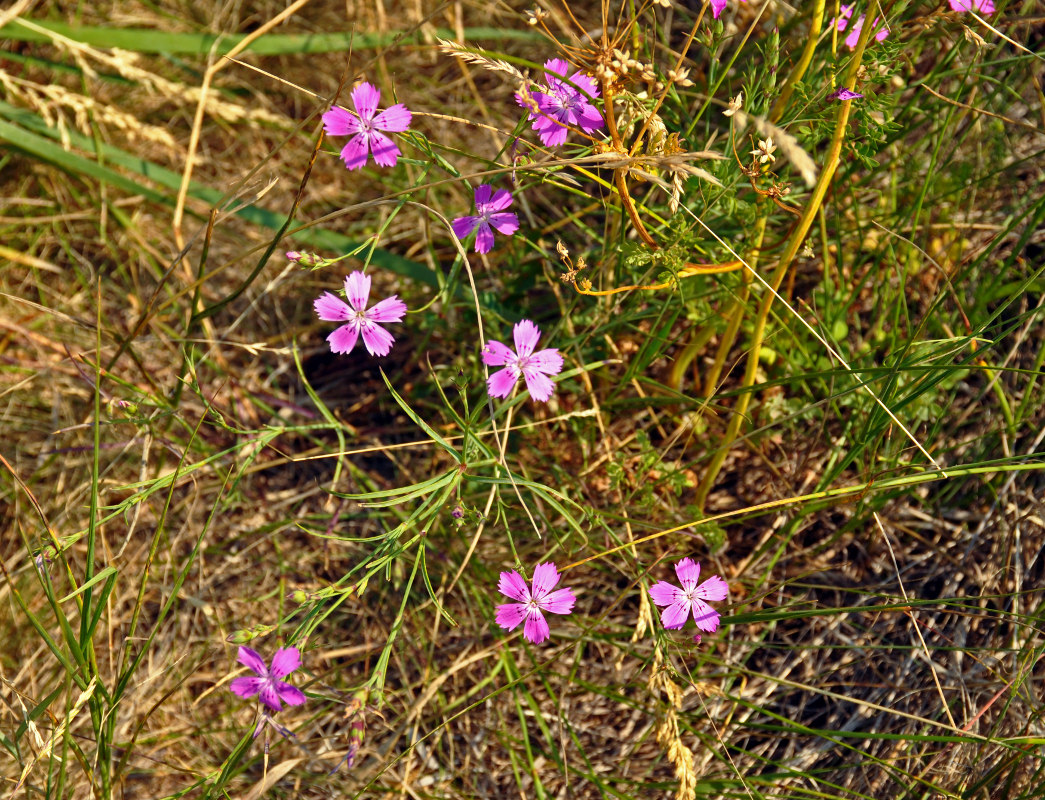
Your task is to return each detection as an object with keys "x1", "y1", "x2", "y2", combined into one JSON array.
[
  {"x1": 367, "y1": 295, "x2": 407, "y2": 323},
  {"x1": 487, "y1": 367, "x2": 519, "y2": 398},
  {"x1": 344, "y1": 272, "x2": 371, "y2": 311},
  {"x1": 512, "y1": 320, "x2": 541, "y2": 358},
  {"x1": 276, "y1": 682, "x2": 307, "y2": 706},
  {"x1": 369, "y1": 131, "x2": 401, "y2": 168},
  {"x1": 359, "y1": 320, "x2": 395, "y2": 357},
  {"x1": 695, "y1": 575, "x2": 729, "y2": 602},
  {"x1": 452, "y1": 215, "x2": 478, "y2": 241},
  {"x1": 269, "y1": 647, "x2": 300, "y2": 679},
  {"x1": 481, "y1": 340, "x2": 514, "y2": 367},
  {"x1": 530, "y1": 563, "x2": 561, "y2": 597},
  {"x1": 488, "y1": 212, "x2": 519, "y2": 236},
  {"x1": 474, "y1": 222, "x2": 495, "y2": 254},
  {"x1": 660, "y1": 601, "x2": 691, "y2": 630},
  {"x1": 498, "y1": 570, "x2": 530, "y2": 602},
  {"x1": 258, "y1": 683, "x2": 283, "y2": 712},
  {"x1": 496, "y1": 601, "x2": 527, "y2": 630},
  {"x1": 540, "y1": 587, "x2": 575, "y2": 615},
  {"x1": 674, "y1": 557, "x2": 700, "y2": 590},
  {"x1": 523, "y1": 369, "x2": 555, "y2": 402},
  {"x1": 527, "y1": 348, "x2": 564, "y2": 376},
  {"x1": 328, "y1": 323, "x2": 360, "y2": 355},
  {"x1": 544, "y1": 58, "x2": 570, "y2": 81},
  {"x1": 340, "y1": 135, "x2": 371, "y2": 170},
  {"x1": 372, "y1": 103, "x2": 412, "y2": 132},
  {"x1": 315, "y1": 292, "x2": 352, "y2": 322},
  {"x1": 230, "y1": 676, "x2": 263, "y2": 699},
  {"x1": 523, "y1": 610, "x2": 550, "y2": 644},
  {"x1": 575, "y1": 104, "x2": 605, "y2": 132},
  {"x1": 323, "y1": 106, "x2": 360, "y2": 136},
  {"x1": 473, "y1": 184, "x2": 493, "y2": 207},
  {"x1": 570, "y1": 72, "x2": 600, "y2": 99},
  {"x1": 690, "y1": 600, "x2": 721, "y2": 633},
  {"x1": 237, "y1": 646, "x2": 267, "y2": 674},
  {"x1": 351, "y1": 82, "x2": 380, "y2": 121},
  {"x1": 534, "y1": 117, "x2": 569, "y2": 147},
  {"x1": 648, "y1": 581, "x2": 680, "y2": 607},
  {"x1": 486, "y1": 188, "x2": 514, "y2": 213},
  {"x1": 710, "y1": 0, "x2": 727, "y2": 17}
]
